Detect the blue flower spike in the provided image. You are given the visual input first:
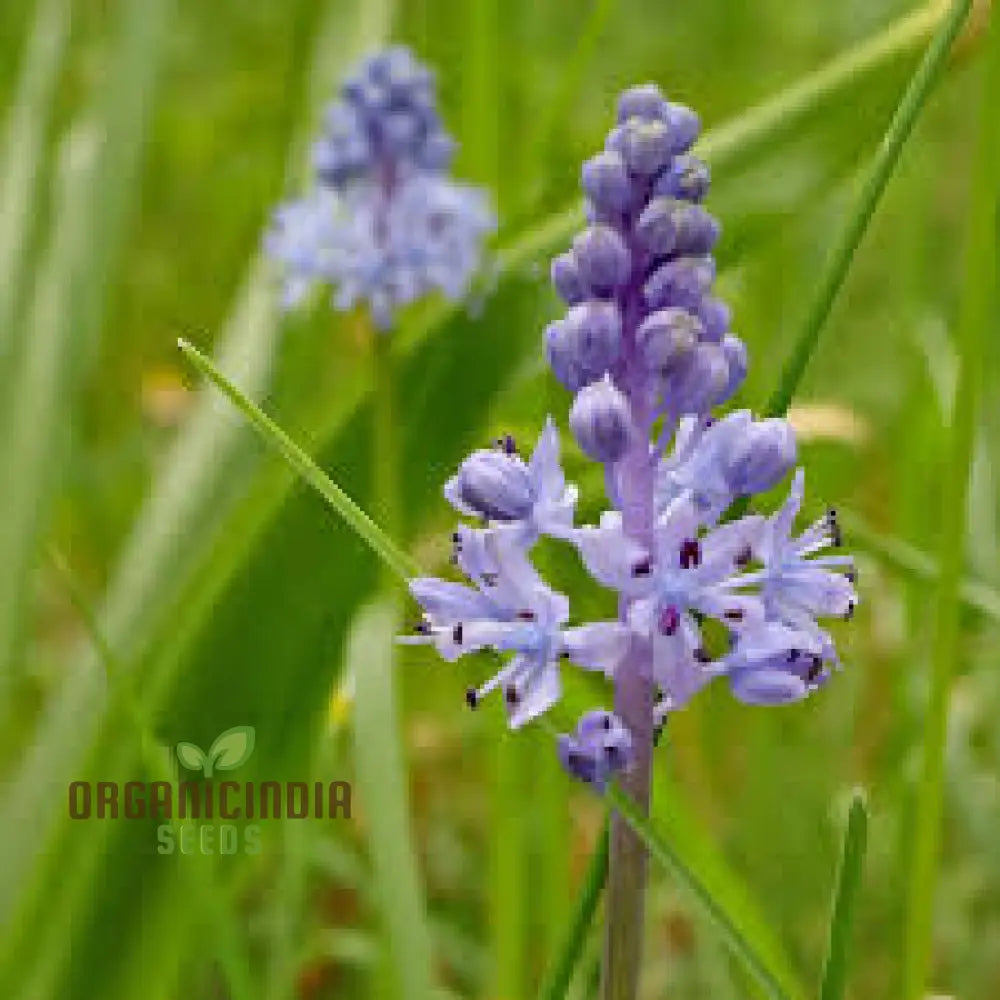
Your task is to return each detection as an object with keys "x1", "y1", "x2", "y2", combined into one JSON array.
[{"x1": 403, "y1": 82, "x2": 857, "y2": 791}]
